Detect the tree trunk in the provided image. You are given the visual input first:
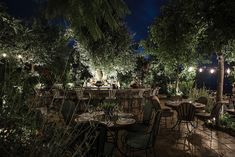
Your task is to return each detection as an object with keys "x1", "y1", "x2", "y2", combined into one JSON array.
[
  {"x1": 175, "y1": 67, "x2": 180, "y2": 95},
  {"x1": 216, "y1": 54, "x2": 224, "y2": 102}
]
